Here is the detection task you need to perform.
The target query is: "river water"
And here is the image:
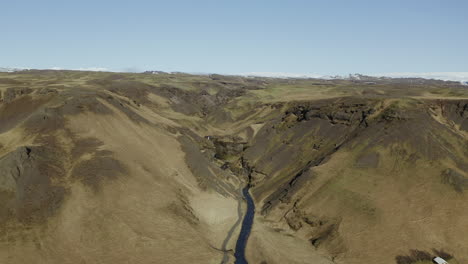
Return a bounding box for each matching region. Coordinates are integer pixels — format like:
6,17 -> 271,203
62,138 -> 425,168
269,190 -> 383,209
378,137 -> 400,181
234,187 -> 255,264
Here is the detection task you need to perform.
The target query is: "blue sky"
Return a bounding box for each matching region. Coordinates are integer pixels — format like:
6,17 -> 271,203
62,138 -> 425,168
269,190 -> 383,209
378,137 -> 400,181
2,0 -> 467,75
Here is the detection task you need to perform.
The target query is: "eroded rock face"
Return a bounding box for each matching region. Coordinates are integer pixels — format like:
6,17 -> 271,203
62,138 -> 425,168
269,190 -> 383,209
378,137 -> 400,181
441,168 -> 468,193
212,137 -> 245,161
441,101 -> 468,131
284,100 -> 375,127
1,87 -> 33,103
0,90 -> 132,224
284,207 -> 345,255
245,99 -> 381,216
0,146 -> 68,224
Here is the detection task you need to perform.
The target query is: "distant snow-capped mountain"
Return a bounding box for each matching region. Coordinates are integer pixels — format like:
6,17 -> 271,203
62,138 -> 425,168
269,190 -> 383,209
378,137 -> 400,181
0,67 -> 26,72
241,72 -> 333,79
241,72 -> 468,83
370,72 -> 468,82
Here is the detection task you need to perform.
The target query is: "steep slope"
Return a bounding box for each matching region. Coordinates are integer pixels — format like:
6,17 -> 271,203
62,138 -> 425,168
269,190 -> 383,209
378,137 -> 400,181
0,72 -> 245,264
240,98 -> 468,264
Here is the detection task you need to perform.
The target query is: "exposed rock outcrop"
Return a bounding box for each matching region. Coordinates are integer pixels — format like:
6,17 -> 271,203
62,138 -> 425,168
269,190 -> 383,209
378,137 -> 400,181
0,146 -> 67,224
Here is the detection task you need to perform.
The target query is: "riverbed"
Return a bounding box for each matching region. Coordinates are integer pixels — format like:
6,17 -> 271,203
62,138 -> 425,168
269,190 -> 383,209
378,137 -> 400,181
234,187 -> 255,264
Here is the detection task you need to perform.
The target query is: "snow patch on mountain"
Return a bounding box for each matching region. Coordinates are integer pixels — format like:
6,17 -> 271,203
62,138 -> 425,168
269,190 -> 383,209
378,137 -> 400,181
241,72 -> 330,79
241,72 -> 468,82
0,67 -> 27,72
370,72 -> 468,82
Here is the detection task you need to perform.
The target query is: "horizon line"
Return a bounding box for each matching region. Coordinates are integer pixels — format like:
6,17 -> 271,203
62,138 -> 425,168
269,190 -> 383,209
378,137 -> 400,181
1,66 -> 468,83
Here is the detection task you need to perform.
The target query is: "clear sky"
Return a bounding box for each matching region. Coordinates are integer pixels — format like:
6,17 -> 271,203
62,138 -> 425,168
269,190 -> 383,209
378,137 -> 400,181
2,0 -> 467,75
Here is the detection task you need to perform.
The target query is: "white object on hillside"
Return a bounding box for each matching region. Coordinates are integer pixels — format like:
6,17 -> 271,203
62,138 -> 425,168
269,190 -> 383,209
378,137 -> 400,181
433,257 -> 448,264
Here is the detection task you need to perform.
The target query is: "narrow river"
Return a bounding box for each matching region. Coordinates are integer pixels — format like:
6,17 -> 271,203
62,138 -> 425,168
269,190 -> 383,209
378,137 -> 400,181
234,186 -> 255,264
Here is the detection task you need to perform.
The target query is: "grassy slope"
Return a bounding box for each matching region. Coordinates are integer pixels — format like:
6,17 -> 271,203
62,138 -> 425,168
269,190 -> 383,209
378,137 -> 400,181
0,71 -> 243,264
242,98 -> 467,264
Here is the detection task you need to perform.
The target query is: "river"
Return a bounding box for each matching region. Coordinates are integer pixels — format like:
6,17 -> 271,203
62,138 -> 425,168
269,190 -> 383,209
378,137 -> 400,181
234,186 -> 255,264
